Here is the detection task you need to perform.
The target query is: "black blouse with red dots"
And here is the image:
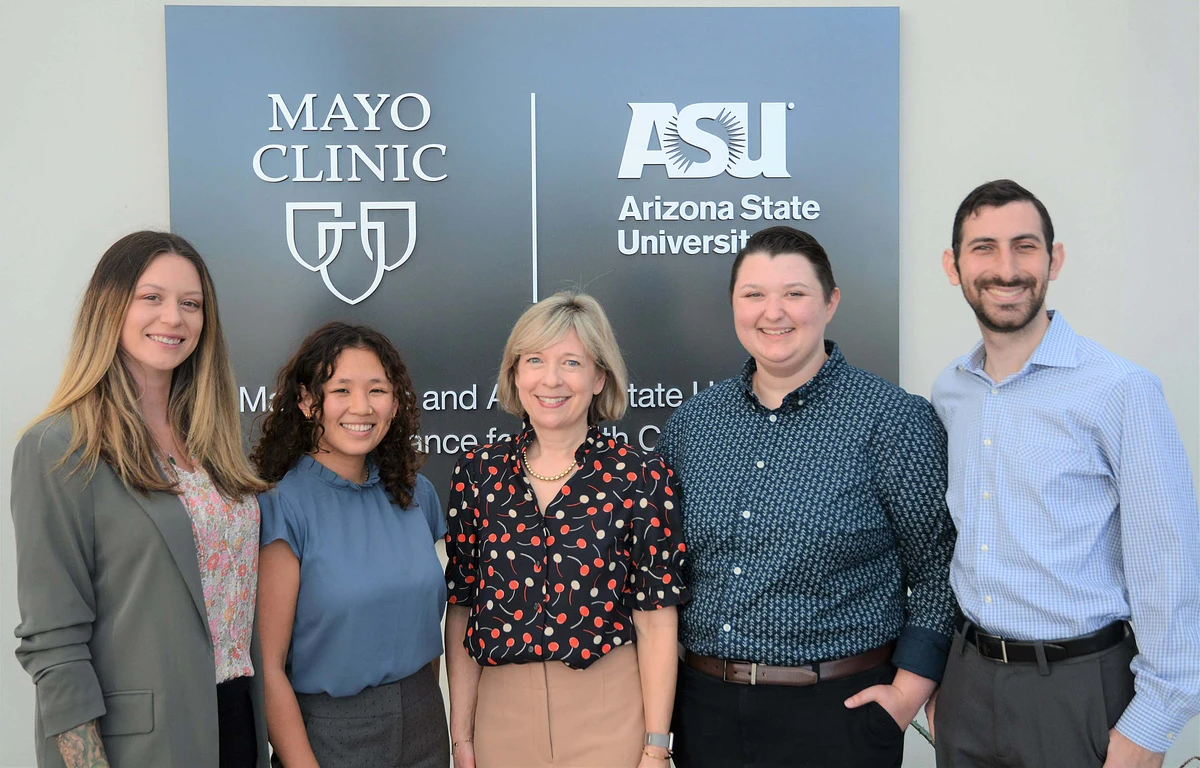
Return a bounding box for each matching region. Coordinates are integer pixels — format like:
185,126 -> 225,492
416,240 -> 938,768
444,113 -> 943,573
444,423 -> 690,669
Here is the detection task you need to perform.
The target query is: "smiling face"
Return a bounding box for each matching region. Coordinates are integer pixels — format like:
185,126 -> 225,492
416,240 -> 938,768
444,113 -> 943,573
731,251 -> 840,383
118,253 -> 204,385
303,347 -> 399,481
943,201 -> 1065,334
514,328 -> 606,438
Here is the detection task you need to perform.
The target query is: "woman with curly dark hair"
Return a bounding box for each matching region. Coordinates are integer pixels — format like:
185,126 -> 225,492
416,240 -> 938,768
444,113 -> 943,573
252,322 -> 449,768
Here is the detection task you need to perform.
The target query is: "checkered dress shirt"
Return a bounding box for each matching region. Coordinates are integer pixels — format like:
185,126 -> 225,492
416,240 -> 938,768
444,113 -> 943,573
932,310 -> 1200,752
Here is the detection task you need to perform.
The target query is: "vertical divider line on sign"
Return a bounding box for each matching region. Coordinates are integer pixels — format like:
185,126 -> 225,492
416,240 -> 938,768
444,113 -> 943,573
530,92 -> 539,303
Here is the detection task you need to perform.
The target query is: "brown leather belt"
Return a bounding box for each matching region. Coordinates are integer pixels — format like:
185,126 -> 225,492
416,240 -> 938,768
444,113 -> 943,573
684,643 -> 895,687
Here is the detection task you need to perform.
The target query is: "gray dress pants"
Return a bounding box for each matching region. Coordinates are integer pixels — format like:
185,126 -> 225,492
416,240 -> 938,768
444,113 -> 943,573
935,625 -> 1136,768
272,663 -> 450,768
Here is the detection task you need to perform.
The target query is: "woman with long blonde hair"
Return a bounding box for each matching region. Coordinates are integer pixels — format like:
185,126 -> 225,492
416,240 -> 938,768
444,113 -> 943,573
10,231 -> 270,768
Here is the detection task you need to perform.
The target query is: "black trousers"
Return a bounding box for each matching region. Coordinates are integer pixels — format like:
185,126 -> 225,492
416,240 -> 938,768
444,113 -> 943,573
217,675 -> 259,768
672,659 -> 905,768
935,625 -> 1137,768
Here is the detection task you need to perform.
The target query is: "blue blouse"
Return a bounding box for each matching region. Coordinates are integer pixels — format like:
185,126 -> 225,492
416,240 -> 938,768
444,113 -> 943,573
259,455 -> 448,697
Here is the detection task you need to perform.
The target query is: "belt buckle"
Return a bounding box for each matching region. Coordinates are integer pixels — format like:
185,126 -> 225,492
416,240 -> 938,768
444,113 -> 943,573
976,630 -> 1009,663
721,660 -> 758,685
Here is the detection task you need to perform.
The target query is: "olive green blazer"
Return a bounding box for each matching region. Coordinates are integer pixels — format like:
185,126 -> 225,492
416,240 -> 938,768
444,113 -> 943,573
10,417 -> 269,767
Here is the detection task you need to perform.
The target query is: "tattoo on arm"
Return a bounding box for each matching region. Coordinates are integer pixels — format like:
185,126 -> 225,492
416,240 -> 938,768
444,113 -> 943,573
55,720 -> 110,768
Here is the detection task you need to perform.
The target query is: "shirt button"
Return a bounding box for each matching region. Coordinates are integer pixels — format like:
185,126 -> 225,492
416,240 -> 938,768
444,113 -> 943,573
991,388 -> 999,395
768,415 -> 777,423
733,567 -> 742,576
796,399 -> 804,406
984,595 -> 993,603
981,544 -> 989,552
755,460 -> 764,469
722,623 -> 732,632
1166,732 -> 1175,741
742,510 -> 751,519
982,491 -> 991,499
983,439 -> 992,446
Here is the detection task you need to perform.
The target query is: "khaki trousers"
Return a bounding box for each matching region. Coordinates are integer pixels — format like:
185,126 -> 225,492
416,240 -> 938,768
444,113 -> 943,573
474,644 -> 645,768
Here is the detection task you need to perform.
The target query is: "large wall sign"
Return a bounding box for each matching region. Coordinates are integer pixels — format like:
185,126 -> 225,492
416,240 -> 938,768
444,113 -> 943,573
166,6 -> 899,484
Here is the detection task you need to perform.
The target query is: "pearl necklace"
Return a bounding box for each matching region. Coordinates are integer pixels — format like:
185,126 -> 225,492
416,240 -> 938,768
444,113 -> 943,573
521,445 -> 578,482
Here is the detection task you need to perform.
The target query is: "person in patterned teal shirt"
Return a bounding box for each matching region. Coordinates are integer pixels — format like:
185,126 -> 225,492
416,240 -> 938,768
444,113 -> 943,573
659,226 -> 956,768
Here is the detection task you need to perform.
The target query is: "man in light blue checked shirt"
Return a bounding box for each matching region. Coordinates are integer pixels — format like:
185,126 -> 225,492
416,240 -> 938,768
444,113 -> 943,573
929,179 -> 1200,768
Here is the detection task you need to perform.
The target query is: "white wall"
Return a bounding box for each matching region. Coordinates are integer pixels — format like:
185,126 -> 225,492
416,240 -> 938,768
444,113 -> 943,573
2,1 -> 1197,766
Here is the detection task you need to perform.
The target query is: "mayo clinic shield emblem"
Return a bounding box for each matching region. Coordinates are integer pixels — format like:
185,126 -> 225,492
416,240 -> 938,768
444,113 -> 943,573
285,201 -> 417,305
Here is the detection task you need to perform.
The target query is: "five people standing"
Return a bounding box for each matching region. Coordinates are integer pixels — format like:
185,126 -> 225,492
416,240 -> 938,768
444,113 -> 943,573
11,187 -> 1200,768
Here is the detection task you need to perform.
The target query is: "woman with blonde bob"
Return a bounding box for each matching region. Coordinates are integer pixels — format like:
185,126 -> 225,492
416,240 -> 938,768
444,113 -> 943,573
10,231 -> 269,768
444,291 -> 689,768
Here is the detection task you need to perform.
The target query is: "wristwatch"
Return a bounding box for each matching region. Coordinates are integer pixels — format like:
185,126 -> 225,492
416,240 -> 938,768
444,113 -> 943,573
645,731 -> 674,755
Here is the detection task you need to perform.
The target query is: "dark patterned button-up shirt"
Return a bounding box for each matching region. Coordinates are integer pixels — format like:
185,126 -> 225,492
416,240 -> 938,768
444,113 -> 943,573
657,342 -> 956,681
445,424 -> 689,669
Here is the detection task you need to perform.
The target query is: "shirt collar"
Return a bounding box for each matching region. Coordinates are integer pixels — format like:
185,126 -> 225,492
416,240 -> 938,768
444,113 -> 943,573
512,421 -> 604,467
298,453 -> 381,489
960,309 -> 1080,377
738,340 -> 844,412
1027,310 -> 1080,368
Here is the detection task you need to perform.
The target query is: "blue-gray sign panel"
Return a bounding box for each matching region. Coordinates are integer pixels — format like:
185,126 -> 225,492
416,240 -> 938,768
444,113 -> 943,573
166,6 -> 899,483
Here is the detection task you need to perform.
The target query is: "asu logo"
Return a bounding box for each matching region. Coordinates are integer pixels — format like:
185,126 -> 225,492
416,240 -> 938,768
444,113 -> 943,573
618,102 -> 792,180
285,201 -> 416,305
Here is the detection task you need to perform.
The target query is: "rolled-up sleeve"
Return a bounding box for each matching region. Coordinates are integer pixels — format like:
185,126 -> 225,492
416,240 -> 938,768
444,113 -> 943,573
626,454 -> 690,611
10,424 -> 107,737
870,395 -> 957,683
444,454 -> 480,606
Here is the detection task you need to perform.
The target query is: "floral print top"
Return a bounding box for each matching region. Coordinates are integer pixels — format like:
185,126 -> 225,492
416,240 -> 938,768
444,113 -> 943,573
171,460 -> 260,682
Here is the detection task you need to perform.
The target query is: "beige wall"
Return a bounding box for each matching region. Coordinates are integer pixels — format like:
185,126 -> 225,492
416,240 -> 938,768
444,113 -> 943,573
2,1 -> 1197,766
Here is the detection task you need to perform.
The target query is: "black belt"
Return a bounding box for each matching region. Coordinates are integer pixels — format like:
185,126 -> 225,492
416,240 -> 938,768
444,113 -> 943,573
957,613 -> 1129,663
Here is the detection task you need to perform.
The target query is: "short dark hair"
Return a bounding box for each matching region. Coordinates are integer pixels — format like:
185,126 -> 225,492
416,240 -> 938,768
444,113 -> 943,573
729,226 -> 837,301
951,179 -> 1054,265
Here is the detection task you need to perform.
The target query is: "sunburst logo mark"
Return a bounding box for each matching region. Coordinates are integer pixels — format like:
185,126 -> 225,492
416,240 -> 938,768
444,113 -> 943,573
661,116 -> 691,172
715,108 -> 747,168
662,109 -> 748,173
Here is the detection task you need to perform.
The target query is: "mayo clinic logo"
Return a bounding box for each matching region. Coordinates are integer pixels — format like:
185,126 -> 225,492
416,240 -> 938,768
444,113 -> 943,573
285,201 -> 416,305
618,102 -> 792,179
